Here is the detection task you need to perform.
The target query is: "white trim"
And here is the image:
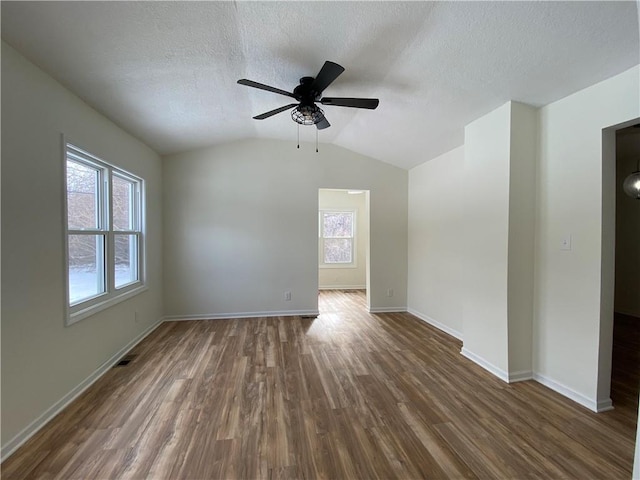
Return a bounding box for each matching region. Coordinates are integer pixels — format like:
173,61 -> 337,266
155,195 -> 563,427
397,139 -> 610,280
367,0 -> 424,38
459,351 -> 606,411
508,370 -> 533,383
318,285 -> 366,290
532,372 -> 606,413
368,306 -> 407,313
319,263 -> 358,269
1,317 -> 164,462
407,308 -> 463,340
597,398 -> 614,412
64,141 -> 146,326
458,349 -> 532,384
61,134 -> 71,322
69,285 -> 148,324
460,347 -> 509,383
164,309 -> 320,321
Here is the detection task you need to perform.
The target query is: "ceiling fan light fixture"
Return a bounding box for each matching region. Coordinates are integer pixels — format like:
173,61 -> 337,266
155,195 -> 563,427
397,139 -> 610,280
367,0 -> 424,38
291,105 -> 324,125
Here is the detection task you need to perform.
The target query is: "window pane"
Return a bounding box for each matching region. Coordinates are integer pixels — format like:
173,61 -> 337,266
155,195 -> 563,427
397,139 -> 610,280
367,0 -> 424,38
67,160 -> 99,229
324,238 -> 353,263
115,234 -> 138,288
323,212 -> 353,238
68,234 -> 105,303
113,175 -> 135,230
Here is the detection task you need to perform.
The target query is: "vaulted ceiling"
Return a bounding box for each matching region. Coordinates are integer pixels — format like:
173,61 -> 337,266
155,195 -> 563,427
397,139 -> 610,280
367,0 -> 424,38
2,1 -> 638,169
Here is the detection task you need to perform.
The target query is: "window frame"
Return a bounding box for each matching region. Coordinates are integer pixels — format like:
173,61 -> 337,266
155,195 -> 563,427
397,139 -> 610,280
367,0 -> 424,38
63,141 -> 146,325
319,209 -> 357,268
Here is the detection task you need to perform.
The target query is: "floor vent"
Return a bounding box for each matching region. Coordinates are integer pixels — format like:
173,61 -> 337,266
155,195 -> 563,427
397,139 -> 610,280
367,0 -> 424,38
115,354 -> 136,367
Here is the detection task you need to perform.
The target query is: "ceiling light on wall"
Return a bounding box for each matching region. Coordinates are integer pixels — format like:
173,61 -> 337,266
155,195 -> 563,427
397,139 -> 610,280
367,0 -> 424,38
623,161 -> 640,199
347,190 -> 364,195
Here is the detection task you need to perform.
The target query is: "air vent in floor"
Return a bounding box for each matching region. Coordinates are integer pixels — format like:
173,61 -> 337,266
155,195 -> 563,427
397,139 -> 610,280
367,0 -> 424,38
114,354 -> 136,367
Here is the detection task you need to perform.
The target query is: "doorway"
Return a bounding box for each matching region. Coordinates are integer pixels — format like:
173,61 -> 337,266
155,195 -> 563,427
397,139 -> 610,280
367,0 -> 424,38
318,188 -> 370,313
610,125 -> 640,414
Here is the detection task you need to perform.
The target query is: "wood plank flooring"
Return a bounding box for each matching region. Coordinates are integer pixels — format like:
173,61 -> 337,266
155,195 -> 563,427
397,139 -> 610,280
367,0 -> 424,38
611,312 -> 640,425
2,290 -> 637,479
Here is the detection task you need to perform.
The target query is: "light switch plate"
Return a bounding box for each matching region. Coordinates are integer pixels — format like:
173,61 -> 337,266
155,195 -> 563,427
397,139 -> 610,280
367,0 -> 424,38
560,235 -> 572,251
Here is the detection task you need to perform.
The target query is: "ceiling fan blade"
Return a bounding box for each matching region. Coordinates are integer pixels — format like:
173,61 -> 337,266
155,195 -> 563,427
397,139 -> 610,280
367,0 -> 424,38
311,61 -> 345,94
252,103 -> 298,120
320,97 -> 379,109
238,79 -> 295,98
316,116 -> 331,130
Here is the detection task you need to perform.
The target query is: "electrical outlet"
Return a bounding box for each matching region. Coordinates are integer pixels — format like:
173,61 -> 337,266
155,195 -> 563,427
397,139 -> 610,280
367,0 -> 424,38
134,311 -> 140,323
387,289 -> 394,297
284,291 -> 292,301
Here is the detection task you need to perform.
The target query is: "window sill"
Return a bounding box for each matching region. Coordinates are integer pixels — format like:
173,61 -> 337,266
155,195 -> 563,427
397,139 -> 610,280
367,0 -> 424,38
319,264 -> 358,269
67,284 -> 148,326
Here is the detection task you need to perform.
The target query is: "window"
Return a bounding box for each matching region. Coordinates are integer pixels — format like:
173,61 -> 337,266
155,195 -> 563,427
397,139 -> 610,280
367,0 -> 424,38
65,143 -> 144,324
319,210 -> 356,267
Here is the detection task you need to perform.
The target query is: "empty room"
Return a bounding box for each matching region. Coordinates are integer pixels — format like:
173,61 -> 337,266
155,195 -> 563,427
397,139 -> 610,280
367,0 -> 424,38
2,1 -> 640,478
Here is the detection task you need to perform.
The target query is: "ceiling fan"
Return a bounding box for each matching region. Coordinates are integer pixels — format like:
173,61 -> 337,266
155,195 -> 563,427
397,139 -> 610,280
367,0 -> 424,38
237,61 -> 379,130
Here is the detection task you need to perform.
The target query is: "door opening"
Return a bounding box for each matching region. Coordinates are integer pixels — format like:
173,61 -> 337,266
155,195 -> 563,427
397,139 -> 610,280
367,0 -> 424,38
610,124 -> 640,412
318,188 -> 370,312
599,119 -> 639,475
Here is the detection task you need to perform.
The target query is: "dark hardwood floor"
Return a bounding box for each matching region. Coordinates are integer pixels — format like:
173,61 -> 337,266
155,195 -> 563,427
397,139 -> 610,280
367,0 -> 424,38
611,312 -> 640,424
2,290 -> 637,479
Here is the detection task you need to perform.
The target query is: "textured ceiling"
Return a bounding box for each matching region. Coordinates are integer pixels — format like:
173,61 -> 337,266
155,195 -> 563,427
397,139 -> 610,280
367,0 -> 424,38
2,1 -> 638,169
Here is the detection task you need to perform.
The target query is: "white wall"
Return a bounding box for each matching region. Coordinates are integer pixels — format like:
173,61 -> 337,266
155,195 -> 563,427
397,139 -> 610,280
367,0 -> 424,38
458,101 -> 537,380
407,146 -> 465,339
506,102 -> 537,377
406,71 -> 640,470
462,102 -> 512,375
615,128 -> 640,318
1,42 -> 164,454
534,66 -> 640,409
162,140 -> 407,318
318,189 -> 368,290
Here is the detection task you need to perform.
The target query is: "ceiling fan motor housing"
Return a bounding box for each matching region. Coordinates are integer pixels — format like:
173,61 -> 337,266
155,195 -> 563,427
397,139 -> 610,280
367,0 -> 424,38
294,76 -> 321,104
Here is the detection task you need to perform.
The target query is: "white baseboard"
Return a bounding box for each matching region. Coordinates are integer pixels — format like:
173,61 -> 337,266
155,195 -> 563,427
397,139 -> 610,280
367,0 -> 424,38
1,317 -> 164,462
318,285 -> 366,290
508,370 -> 533,383
460,349 -> 534,384
164,309 -> 320,321
460,353 -> 606,412
368,306 -> 407,313
596,398 -> 614,412
532,373 -> 606,413
407,308 -> 463,340
460,347 -> 509,382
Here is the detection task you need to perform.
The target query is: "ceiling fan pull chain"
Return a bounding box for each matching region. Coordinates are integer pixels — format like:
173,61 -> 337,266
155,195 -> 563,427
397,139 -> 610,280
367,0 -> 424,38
297,124 -> 300,149
316,128 -> 319,153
